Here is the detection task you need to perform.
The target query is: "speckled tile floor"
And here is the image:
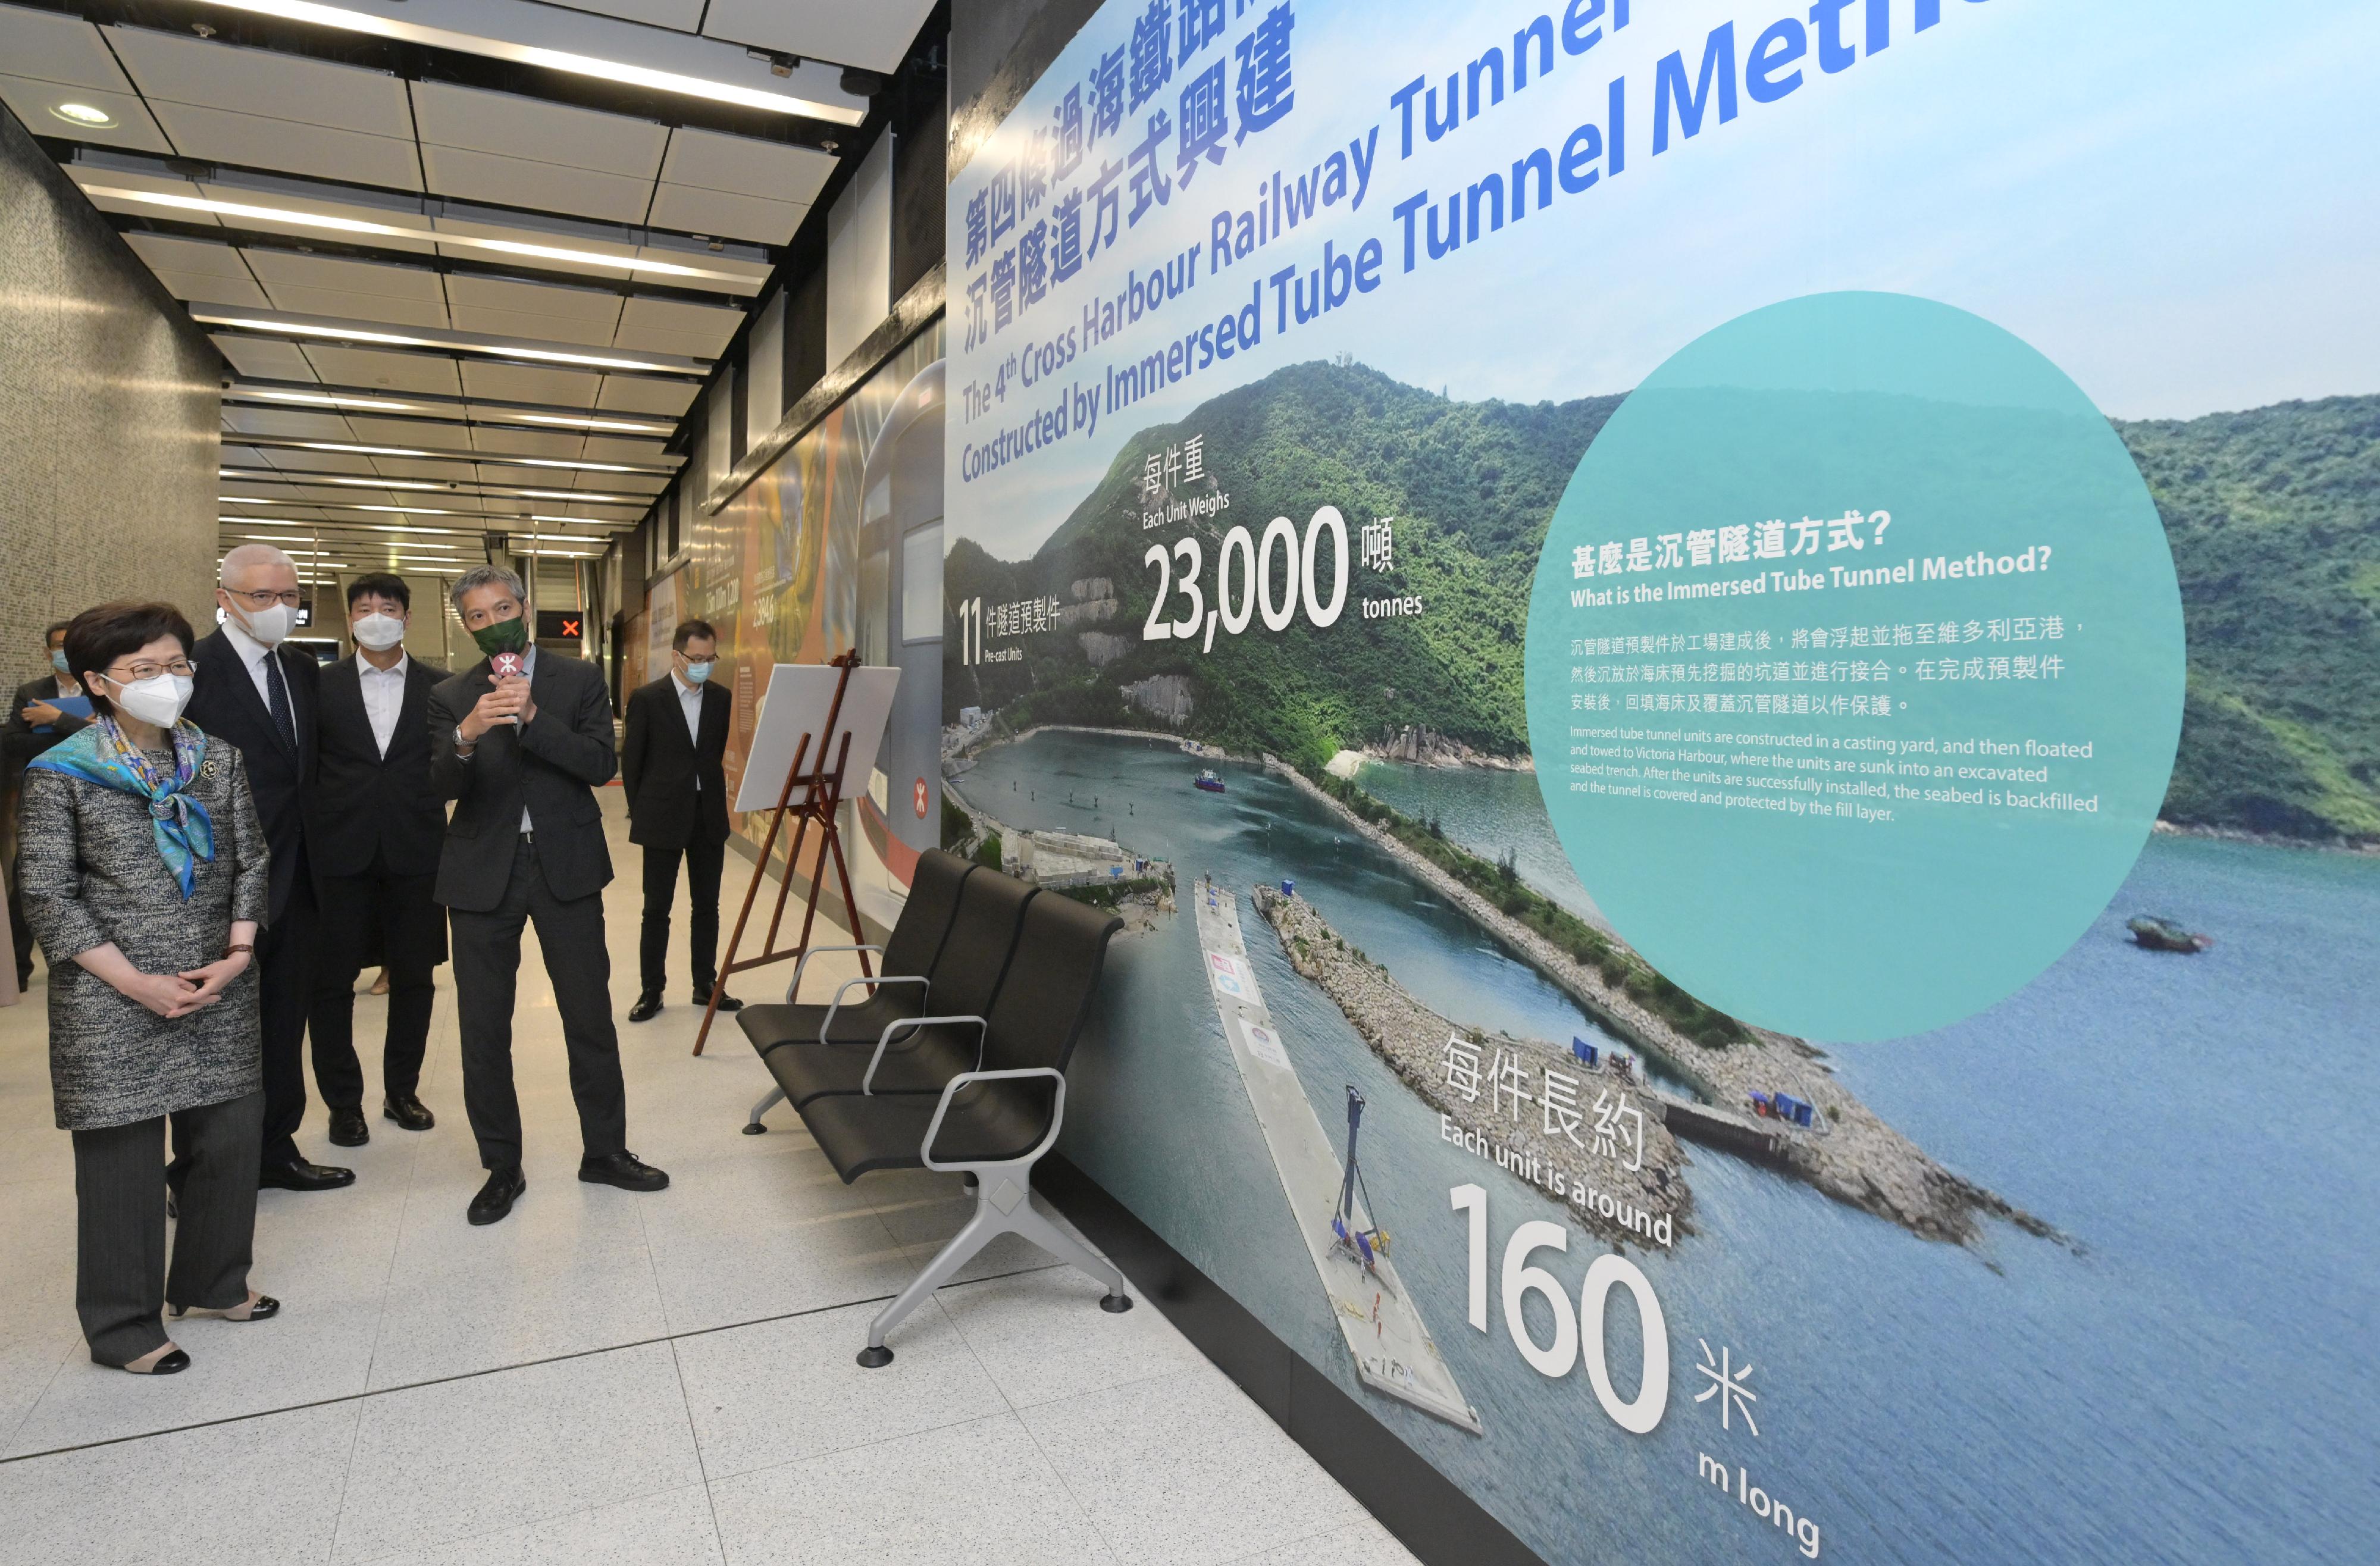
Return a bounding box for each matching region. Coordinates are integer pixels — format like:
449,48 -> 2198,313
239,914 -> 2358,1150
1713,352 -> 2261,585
0,794 -> 1414,1566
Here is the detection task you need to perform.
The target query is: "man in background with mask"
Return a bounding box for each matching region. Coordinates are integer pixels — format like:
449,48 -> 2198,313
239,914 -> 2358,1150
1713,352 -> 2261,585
430,564 -> 665,1226
619,619 -> 740,1024
3,621 -> 92,990
186,543 -> 352,1192
308,574 -> 446,1148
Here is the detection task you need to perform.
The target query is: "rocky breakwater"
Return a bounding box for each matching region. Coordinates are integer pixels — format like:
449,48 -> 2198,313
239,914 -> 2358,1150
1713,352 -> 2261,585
1270,762 -> 2060,1251
1256,885 -> 1690,1252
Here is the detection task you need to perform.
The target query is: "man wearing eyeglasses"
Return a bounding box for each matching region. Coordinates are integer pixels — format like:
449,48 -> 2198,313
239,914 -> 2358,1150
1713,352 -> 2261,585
183,544 -> 352,1194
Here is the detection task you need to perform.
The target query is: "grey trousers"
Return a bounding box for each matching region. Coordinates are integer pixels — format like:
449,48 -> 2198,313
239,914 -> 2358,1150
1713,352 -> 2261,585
71,1089 -> 263,1365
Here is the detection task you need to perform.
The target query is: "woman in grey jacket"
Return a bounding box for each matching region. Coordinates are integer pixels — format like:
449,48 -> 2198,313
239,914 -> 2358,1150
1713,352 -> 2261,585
20,602 -> 280,1374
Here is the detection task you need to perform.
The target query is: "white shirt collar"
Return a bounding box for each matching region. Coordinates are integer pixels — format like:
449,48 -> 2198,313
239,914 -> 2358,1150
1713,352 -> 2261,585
359,650 -> 409,678
671,671 -> 701,699
220,615 -> 273,669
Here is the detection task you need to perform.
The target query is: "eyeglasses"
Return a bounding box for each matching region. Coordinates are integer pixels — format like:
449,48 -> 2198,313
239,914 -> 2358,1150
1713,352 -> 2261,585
224,587 -> 302,609
107,659 -> 197,683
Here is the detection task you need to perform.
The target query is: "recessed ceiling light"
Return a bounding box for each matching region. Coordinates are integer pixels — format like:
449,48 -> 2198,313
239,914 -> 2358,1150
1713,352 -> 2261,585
510,413 -> 673,435
231,387 -> 426,413
184,0 -> 866,124
83,187 -> 750,287
50,102 -> 118,129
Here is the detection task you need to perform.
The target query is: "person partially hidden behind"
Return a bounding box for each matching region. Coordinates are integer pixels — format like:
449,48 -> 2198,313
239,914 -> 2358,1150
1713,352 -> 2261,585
3,620 -> 94,991
620,618 -> 741,1023
20,603 -> 280,1374
308,574 -> 446,1147
430,566 -> 666,1225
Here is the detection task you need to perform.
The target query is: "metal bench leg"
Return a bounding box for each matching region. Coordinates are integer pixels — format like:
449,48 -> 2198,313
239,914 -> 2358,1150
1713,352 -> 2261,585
743,1084 -> 785,1135
860,1202 -> 1000,1367
858,1167 -> 1132,1368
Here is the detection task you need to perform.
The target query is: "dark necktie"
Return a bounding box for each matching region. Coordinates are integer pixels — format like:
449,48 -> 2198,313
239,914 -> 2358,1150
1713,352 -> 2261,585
262,650 -> 297,757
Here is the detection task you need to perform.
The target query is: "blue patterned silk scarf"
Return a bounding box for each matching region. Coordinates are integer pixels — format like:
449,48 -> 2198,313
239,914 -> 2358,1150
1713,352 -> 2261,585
27,719 -> 217,899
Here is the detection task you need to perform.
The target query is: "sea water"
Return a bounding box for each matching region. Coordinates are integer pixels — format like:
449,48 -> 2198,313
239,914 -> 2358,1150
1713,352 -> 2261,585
955,732 -> 2378,1565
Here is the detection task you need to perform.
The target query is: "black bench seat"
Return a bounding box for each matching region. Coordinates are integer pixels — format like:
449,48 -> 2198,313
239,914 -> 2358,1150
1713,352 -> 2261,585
746,863 -> 1130,1366
734,848 -> 972,1058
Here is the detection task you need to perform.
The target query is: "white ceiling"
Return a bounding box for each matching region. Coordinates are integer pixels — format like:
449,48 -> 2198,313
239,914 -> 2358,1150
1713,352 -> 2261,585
0,0 -> 924,575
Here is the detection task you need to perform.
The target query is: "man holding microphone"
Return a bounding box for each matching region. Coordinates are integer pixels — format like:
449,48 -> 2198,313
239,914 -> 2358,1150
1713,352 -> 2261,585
428,566 -> 665,1226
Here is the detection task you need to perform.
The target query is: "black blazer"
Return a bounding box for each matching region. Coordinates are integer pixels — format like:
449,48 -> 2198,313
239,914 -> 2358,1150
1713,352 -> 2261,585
428,651 -> 616,912
312,653 -> 447,879
185,627 -> 318,922
620,675 -> 731,850
2,675 -> 93,784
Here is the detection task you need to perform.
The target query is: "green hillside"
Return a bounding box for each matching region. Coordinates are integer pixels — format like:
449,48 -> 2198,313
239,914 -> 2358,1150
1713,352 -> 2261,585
945,364 -> 2380,844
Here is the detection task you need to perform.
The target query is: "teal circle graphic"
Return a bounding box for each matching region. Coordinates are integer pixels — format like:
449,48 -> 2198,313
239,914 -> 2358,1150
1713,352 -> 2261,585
1523,293 -> 2184,1043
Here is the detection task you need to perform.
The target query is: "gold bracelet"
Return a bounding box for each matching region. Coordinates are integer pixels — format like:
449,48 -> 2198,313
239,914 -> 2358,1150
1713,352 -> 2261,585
224,943 -> 253,956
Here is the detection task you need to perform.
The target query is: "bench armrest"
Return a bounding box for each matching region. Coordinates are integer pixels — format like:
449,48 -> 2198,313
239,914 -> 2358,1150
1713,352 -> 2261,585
921,1067 -> 1066,1172
821,974 -> 930,1045
787,944 -> 884,1004
865,1014 -> 987,1095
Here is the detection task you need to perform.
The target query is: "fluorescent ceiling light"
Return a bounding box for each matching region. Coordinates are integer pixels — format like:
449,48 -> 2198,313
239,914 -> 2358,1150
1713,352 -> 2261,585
284,440 -> 655,474
511,413 -> 674,435
51,102 -> 119,129
88,187 -> 753,285
186,0 -> 865,124
221,468 -> 646,503
230,388 -> 428,413
198,312 -> 702,375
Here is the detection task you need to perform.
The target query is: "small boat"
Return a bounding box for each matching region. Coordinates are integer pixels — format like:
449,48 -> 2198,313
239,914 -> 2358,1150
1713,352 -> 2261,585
2127,914 -> 2213,953
1194,769 -> 1226,793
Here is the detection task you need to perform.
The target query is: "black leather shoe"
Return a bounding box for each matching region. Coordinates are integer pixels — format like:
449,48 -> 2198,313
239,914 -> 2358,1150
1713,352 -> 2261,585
383,1094 -> 436,1132
579,1151 -> 669,1192
627,991 -> 663,1023
700,990 -> 743,1013
327,1108 -> 370,1147
259,1159 -> 356,1192
468,1165 -> 525,1226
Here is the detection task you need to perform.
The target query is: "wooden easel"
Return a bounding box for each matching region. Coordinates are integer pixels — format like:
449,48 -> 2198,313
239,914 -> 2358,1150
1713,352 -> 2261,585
693,649 -> 873,1056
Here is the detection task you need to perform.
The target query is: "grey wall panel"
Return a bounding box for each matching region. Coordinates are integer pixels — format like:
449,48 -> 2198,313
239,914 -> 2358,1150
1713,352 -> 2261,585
0,103 -> 221,659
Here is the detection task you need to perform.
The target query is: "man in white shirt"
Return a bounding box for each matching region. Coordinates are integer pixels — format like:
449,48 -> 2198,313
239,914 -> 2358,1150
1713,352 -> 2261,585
306,575 -> 447,1148
618,620 -> 740,1023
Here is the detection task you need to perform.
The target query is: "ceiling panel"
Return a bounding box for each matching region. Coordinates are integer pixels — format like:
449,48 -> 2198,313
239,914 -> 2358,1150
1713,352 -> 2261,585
647,183 -> 804,246
700,0 -> 937,76
459,362 -> 605,408
618,295 -> 744,340
581,471 -> 668,494
469,427 -> 586,459
104,25 -> 414,138
148,103 -> 422,191
0,5 -> 129,90
223,408 -> 353,439
213,336 -> 320,381
261,286 -> 452,332
301,346 -> 464,397
612,325 -> 740,361
265,446 -> 377,475
126,233 -> 250,279
447,306 -> 621,349
362,457 -> 474,482
443,274 -> 623,322
154,268 -> 273,309
659,127 -> 836,206
594,376 -> 699,415
409,79 -> 669,179
579,436 -> 669,464
0,77 -> 172,154
419,145 -> 653,226
555,2 -> 706,28
240,250 -> 447,302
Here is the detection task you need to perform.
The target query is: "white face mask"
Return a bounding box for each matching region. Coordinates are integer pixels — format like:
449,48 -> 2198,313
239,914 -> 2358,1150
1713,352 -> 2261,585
352,612 -> 407,650
111,672 -> 193,729
233,600 -> 295,647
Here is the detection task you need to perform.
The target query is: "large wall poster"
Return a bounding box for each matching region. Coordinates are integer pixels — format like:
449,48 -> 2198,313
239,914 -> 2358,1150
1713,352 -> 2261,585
935,2 -> 2378,1562
656,324 -> 946,921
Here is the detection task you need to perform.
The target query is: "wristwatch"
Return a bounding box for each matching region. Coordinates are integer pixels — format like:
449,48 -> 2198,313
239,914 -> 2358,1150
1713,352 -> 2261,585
453,724 -> 476,752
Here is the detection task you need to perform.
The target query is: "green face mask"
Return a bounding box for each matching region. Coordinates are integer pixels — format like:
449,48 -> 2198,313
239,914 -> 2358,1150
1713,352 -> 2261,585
471,614 -> 530,657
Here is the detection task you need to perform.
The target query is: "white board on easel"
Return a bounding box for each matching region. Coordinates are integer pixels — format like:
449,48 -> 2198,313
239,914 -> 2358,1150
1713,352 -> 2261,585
734,663 -> 903,814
